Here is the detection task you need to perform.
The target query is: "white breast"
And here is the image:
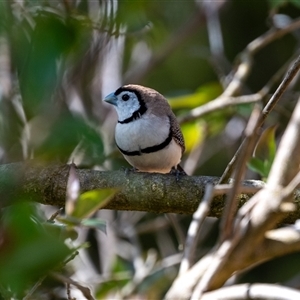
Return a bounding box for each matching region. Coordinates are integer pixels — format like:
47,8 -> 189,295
115,114 -> 170,151
115,114 -> 182,173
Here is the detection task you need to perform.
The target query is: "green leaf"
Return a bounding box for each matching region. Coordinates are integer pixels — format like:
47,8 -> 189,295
254,125 -> 277,162
248,157 -> 268,178
181,121 -> 205,153
56,215 -> 82,227
16,13 -> 77,118
70,188 -> 117,219
168,83 -> 222,110
0,203 -> 71,294
57,215 -> 106,233
81,218 -> 107,233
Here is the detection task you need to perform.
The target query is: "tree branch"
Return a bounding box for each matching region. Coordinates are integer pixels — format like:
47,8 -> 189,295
0,162 -> 299,223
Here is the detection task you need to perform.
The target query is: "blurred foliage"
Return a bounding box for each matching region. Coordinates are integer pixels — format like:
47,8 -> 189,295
0,202 -> 72,298
0,0 -> 300,299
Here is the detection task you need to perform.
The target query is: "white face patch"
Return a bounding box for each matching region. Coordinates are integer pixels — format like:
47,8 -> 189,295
114,91 -> 141,122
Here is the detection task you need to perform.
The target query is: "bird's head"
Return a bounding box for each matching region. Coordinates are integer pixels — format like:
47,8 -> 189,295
103,85 -> 148,123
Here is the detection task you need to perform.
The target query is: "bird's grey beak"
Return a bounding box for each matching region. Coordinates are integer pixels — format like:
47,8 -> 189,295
103,92 -> 118,106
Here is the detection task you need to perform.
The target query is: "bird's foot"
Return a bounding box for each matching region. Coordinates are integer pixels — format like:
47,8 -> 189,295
121,166 -> 137,175
170,166 -> 187,181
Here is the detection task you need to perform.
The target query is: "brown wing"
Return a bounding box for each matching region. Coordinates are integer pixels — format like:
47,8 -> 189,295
169,114 -> 185,154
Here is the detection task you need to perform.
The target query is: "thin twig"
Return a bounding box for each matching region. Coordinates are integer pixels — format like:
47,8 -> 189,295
200,283 -> 300,300
179,184 -> 214,275
48,207 -> 63,222
224,17 -> 300,97
66,283 -> 73,300
179,18 -> 300,124
51,272 -> 95,300
261,56 -> 300,124
220,105 -> 262,241
219,54 -> 300,183
179,93 -> 262,124
197,95 -> 300,294
282,171 -> 300,198
191,215 -> 250,299
267,94 -> 300,188
171,94 -> 300,299
213,184 -> 262,195
167,213 -> 186,250
23,275 -> 47,300
179,50 -> 300,124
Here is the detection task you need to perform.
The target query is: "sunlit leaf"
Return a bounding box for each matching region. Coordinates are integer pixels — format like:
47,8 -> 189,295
248,157 -> 267,177
181,121 -> 205,153
168,83 -> 222,110
254,125 -> 277,162
248,157 -> 273,180
71,188 -> 117,219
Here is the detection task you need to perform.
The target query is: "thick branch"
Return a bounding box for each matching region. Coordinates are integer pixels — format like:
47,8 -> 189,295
0,162 -> 299,223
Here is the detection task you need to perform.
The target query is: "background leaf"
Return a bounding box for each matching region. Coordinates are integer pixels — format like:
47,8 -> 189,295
70,188 -> 117,219
0,203 -> 71,295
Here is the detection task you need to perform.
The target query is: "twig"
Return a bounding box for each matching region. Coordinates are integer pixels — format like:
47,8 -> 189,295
191,210 -> 250,299
23,275 -> 47,300
179,50 -> 299,125
179,184 -> 214,275
266,93 -> 300,188
167,90 -> 300,300
282,171 -> 300,198
213,184 -> 262,195
224,17 -> 300,97
179,93 -> 262,124
51,272 -> 95,300
219,54 -> 300,183
198,94 -> 300,293
165,225 -> 300,299
220,105 -> 262,241
200,283 -> 300,300
166,214 -> 186,250
179,18 -> 300,124
48,207 -> 63,222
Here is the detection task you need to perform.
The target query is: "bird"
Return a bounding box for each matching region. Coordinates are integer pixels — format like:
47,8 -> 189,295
103,84 -> 185,174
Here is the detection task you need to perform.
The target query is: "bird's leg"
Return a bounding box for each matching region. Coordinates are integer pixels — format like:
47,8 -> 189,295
121,166 -> 138,175
170,165 -> 187,181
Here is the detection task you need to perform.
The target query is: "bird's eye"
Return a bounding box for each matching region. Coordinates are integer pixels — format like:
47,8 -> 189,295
122,94 -> 130,101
